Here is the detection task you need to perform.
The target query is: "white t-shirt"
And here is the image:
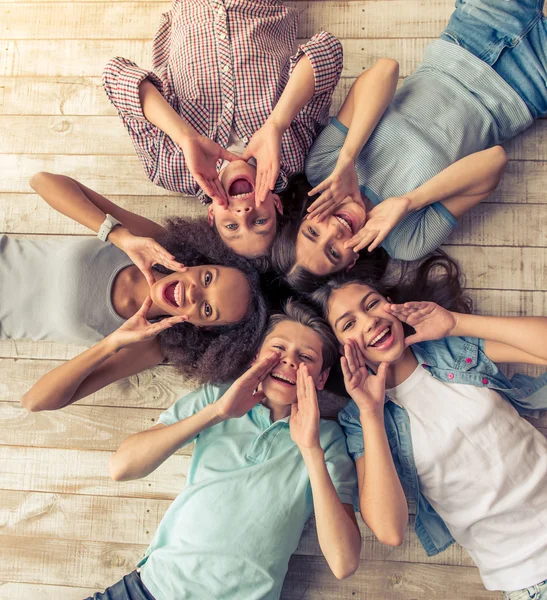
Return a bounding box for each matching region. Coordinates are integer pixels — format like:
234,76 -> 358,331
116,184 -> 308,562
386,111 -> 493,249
387,365 -> 547,591
219,128 -> 256,172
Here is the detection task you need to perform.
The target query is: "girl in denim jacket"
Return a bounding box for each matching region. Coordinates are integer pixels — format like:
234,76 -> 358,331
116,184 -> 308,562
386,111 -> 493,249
311,254 -> 547,599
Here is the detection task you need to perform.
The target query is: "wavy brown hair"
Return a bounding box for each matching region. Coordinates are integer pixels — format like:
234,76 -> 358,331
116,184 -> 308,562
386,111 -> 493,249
310,250 -> 473,325
154,217 -> 268,384
271,174 -> 390,293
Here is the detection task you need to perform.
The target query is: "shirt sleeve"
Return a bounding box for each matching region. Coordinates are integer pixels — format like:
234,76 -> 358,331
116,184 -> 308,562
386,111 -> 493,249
290,31 -> 343,98
158,382 -> 231,427
320,420 -> 359,511
337,400 -> 365,462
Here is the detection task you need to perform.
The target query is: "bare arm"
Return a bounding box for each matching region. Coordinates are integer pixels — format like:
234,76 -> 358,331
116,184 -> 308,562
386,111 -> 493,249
341,341 -> 407,545
138,80 -> 237,204
110,405 -> 223,481
306,59 -> 399,218
21,298 -> 184,412
291,365 -> 361,579
389,302 -> 547,365
452,313 -> 547,365
110,351 -> 281,480
301,447 -> 362,579
29,172 -> 165,239
406,145 -> 508,216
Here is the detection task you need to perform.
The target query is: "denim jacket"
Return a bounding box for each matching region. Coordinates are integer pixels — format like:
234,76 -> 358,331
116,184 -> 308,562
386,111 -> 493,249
338,335 -> 547,556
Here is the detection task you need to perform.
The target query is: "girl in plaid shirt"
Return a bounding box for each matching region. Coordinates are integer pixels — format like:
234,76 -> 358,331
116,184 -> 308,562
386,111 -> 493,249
103,0 -> 342,260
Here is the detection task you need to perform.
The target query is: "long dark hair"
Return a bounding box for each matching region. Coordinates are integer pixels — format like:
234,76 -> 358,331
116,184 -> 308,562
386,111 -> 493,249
155,217 -> 268,384
310,250 -> 473,320
272,174 -> 389,293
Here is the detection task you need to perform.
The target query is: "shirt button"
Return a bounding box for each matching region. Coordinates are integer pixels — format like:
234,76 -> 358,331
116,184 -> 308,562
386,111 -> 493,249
421,363 -> 428,369
219,33 -> 227,40
447,373 -> 454,379
218,7 -> 224,15
482,378 -> 489,385
226,100 -> 233,110
241,136 -> 248,143
222,65 -> 230,74
465,358 -> 473,364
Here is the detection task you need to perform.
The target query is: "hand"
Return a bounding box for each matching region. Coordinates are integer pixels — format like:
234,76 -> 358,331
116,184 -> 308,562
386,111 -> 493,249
306,154 -> 363,222
344,196 -> 412,253
108,296 -> 187,350
179,133 -> 239,206
290,364 -> 321,450
387,301 -> 457,346
341,339 -> 387,417
113,228 -> 187,289
241,120 -> 284,206
215,351 -> 281,419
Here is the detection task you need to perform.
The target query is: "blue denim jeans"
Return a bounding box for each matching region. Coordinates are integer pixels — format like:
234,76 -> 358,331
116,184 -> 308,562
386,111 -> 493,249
441,0 -> 547,118
83,571 -> 155,600
504,579 -> 547,600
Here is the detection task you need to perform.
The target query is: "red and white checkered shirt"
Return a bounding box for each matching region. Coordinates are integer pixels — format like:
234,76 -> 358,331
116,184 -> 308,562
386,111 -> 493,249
103,0 -> 343,203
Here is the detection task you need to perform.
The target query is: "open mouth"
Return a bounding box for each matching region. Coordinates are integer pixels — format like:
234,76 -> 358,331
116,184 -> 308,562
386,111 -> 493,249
228,177 -> 254,199
163,281 -> 182,308
334,211 -> 355,235
270,372 -> 296,387
368,326 -> 393,349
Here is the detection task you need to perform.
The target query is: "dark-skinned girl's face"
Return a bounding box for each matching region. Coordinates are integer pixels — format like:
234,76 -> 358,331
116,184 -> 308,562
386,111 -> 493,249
326,283 -> 406,366
150,265 -> 250,326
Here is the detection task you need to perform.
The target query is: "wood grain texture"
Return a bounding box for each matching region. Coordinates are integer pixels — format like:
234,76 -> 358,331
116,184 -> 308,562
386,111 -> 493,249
1,1 -> 452,40
281,556 -> 501,599
0,583 -> 97,600
3,115 -> 547,158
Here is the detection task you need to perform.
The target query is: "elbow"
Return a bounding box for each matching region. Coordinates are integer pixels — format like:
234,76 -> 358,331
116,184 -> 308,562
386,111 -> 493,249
375,531 -> 405,547
377,58 -> 399,77
331,556 -> 360,580
20,393 -> 47,413
109,455 -> 130,482
29,171 -> 52,191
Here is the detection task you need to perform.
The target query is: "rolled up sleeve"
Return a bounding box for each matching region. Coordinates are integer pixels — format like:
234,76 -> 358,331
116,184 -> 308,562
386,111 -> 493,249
290,30 -> 343,98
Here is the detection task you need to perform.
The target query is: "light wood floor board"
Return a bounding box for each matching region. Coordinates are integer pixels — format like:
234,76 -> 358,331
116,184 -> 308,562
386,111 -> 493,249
1,0 -> 545,597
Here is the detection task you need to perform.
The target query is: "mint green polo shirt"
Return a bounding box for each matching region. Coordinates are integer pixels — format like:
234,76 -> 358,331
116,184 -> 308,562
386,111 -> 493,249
138,383 -> 358,600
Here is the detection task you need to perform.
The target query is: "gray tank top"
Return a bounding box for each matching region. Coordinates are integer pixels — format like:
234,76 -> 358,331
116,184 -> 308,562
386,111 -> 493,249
0,235 -> 133,345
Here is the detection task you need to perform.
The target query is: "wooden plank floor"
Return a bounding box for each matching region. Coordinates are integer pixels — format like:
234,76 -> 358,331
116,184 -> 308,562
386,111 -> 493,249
1,1 -> 546,598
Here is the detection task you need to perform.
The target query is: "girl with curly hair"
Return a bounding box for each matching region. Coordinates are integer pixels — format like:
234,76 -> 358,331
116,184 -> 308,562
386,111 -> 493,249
311,253 -> 547,598
12,173 -> 267,411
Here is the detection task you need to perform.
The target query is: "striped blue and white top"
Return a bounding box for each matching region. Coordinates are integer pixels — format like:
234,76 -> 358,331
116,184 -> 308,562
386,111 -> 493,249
305,39 -> 533,261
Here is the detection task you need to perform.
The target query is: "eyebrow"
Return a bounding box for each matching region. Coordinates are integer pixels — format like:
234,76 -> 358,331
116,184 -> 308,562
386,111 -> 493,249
334,291 -> 375,329
301,230 -> 337,266
208,268 -> 220,321
268,336 -> 319,355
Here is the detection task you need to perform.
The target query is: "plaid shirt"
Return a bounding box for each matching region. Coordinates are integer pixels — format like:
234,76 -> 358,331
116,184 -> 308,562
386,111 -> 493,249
103,0 -> 343,203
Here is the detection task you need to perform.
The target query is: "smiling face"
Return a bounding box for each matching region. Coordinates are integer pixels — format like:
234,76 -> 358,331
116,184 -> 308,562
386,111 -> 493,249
256,320 -> 329,408
327,283 -> 406,367
149,265 -> 250,326
294,199 -> 367,276
209,160 -> 283,258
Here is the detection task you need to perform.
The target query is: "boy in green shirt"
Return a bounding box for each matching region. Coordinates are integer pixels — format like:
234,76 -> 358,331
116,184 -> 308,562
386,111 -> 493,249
87,300 -> 360,600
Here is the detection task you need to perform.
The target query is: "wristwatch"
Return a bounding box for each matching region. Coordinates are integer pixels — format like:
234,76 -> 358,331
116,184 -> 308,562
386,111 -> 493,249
97,214 -> 122,242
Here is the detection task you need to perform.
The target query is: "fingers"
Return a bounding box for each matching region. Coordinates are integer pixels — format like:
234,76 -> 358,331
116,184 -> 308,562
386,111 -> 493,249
350,338 -> 366,368
138,295 -> 154,315
340,355 -> 351,385
366,229 -> 388,253
375,362 -> 389,385
345,228 -> 379,253
308,178 -> 330,197
219,148 -> 240,163
249,351 -> 281,382
404,333 -> 421,347
306,194 -> 336,222
268,162 -> 279,193
143,269 -> 156,289
211,177 -> 228,205
153,314 -> 188,334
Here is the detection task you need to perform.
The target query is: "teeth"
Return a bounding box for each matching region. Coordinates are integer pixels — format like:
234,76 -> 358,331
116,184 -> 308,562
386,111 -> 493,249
271,373 -> 296,385
335,215 -> 352,231
370,327 -> 390,347
174,282 -> 180,307
230,192 -> 252,199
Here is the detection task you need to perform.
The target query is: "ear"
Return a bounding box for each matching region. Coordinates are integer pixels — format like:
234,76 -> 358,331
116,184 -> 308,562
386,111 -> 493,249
346,254 -> 358,271
315,367 -> 330,391
273,193 -> 283,215
207,204 -> 215,228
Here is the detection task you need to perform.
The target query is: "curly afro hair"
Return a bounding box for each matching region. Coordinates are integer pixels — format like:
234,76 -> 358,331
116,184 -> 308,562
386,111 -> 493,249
154,217 -> 268,385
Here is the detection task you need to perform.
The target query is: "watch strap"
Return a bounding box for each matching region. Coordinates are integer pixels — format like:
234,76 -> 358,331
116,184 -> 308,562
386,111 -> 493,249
97,214 -> 122,242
